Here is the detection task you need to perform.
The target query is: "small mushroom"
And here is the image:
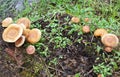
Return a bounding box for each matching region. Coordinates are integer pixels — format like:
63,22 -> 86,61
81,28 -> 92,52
23,29 -> 31,38
15,35 -> 25,47
101,34 -> 119,47
26,45 -> 35,54
2,17 -> 13,27
94,29 -> 107,37
17,17 -> 31,29
82,25 -> 90,33
84,18 -> 89,22
2,24 -> 23,42
104,47 -> 113,52
71,17 -> 80,23
27,28 -> 41,44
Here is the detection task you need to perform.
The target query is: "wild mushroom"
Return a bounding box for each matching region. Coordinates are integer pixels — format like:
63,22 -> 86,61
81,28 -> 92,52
26,45 -> 35,54
27,28 -> 41,44
23,29 -> 31,38
84,18 -> 89,22
71,17 -> 80,23
2,17 -> 13,27
94,29 -> 107,37
82,25 -> 90,33
101,34 -> 119,47
2,24 -> 23,42
15,35 -> 25,47
104,47 -> 113,52
17,17 -> 31,29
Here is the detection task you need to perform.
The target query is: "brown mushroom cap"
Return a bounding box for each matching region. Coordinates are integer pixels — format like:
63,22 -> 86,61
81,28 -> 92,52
23,29 -> 31,38
2,17 -> 13,27
94,29 -> 107,37
71,17 -> 80,23
26,45 -> 35,54
82,26 -> 90,33
104,47 -> 113,52
101,34 -> 119,47
15,35 -> 25,47
17,17 -> 31,29
27,28 -> 41,44
2,24 -> 23,42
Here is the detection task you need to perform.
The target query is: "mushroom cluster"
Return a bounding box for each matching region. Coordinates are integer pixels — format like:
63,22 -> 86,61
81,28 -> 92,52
94,29 -> 119,52
1,17 -> 42,54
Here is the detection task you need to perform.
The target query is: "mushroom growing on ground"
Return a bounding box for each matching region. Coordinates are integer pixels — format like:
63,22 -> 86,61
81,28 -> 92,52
82,25 -> 90,33
23,29 -> 31,38
27,28 -> 41,44
2,24 -> 23,42
26,45 -> 35,54
71,17 -> 80,23
84,18 -> 89,22
2,17 -> 13,27
101,34 -> 119,47
104,47 -> 113,52
15,35 -> 25,47
94,28 -> 108,37
17,17 -> 31,29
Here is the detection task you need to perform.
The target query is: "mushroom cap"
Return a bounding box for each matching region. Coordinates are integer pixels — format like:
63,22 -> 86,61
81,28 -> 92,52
2,24 -> 23,42
2,17 -> 13,27
17,17 -> 31,29
71,17 -> 80,23
101,34 -> 119,47
104,47 -> 113,52
94,29 -> 107,37
27,28 -> 41,44
84,18 -> 89,22
82,26 -> 90,33
23,29 -> 31,38
15,35 -> 25,47
26,45 -> 35,54
19,23 -> 26,30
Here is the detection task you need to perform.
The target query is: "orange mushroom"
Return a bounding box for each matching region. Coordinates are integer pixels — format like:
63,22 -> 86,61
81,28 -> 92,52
27,28 -> 41,44
2,17 -> 13,27
15,35 -> 25,47
71,17 -> 80,23
2,24 -> 23,42
84,18 -> 89,22
104,47 -> 113,52
101,34 -> 119,47
82,25 -> 90,33
94,29 -> 107,37
17,17 -> 31,29
23,29 -> 31,38
26,45 -> 35,54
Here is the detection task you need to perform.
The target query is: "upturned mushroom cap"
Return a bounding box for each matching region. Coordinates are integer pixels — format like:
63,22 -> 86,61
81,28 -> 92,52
104,47 -> 113,52
15,35 -> 25,47
2,17 -> 13,27
23,29 -> 31,38
71,17 -> 80,23
17,17 -> 31,29
101,34 -> 119,47
27,28 -> 41,44
2,24 -> 23,42
94,29 -> 107,37
26,45 -> 35,54
82,26 -> 90,33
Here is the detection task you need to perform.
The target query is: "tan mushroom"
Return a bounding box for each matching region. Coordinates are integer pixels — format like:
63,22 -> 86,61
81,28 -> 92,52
82,25 -> 90,33
26,45 -> 35,54
2,17 -> 13,27
71,17 -> 80,23
94,29 -> 107,37
2,24 -> 23,42
101,34 -> 119,47
104,47 -> 113,52
27,28 -> 41,44
15,35 -> 25,47
23,29 -> 31,38
17,17 -> 31,29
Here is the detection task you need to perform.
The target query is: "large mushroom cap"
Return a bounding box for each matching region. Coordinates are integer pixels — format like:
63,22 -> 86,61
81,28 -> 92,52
15,35 -> 25,47
2,24 -> 23,42
17,17 -> 31,29
94,29 -> 107,37
101,34 -> 119,47
2,17 -> 13,27
27,28 -> 41,44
